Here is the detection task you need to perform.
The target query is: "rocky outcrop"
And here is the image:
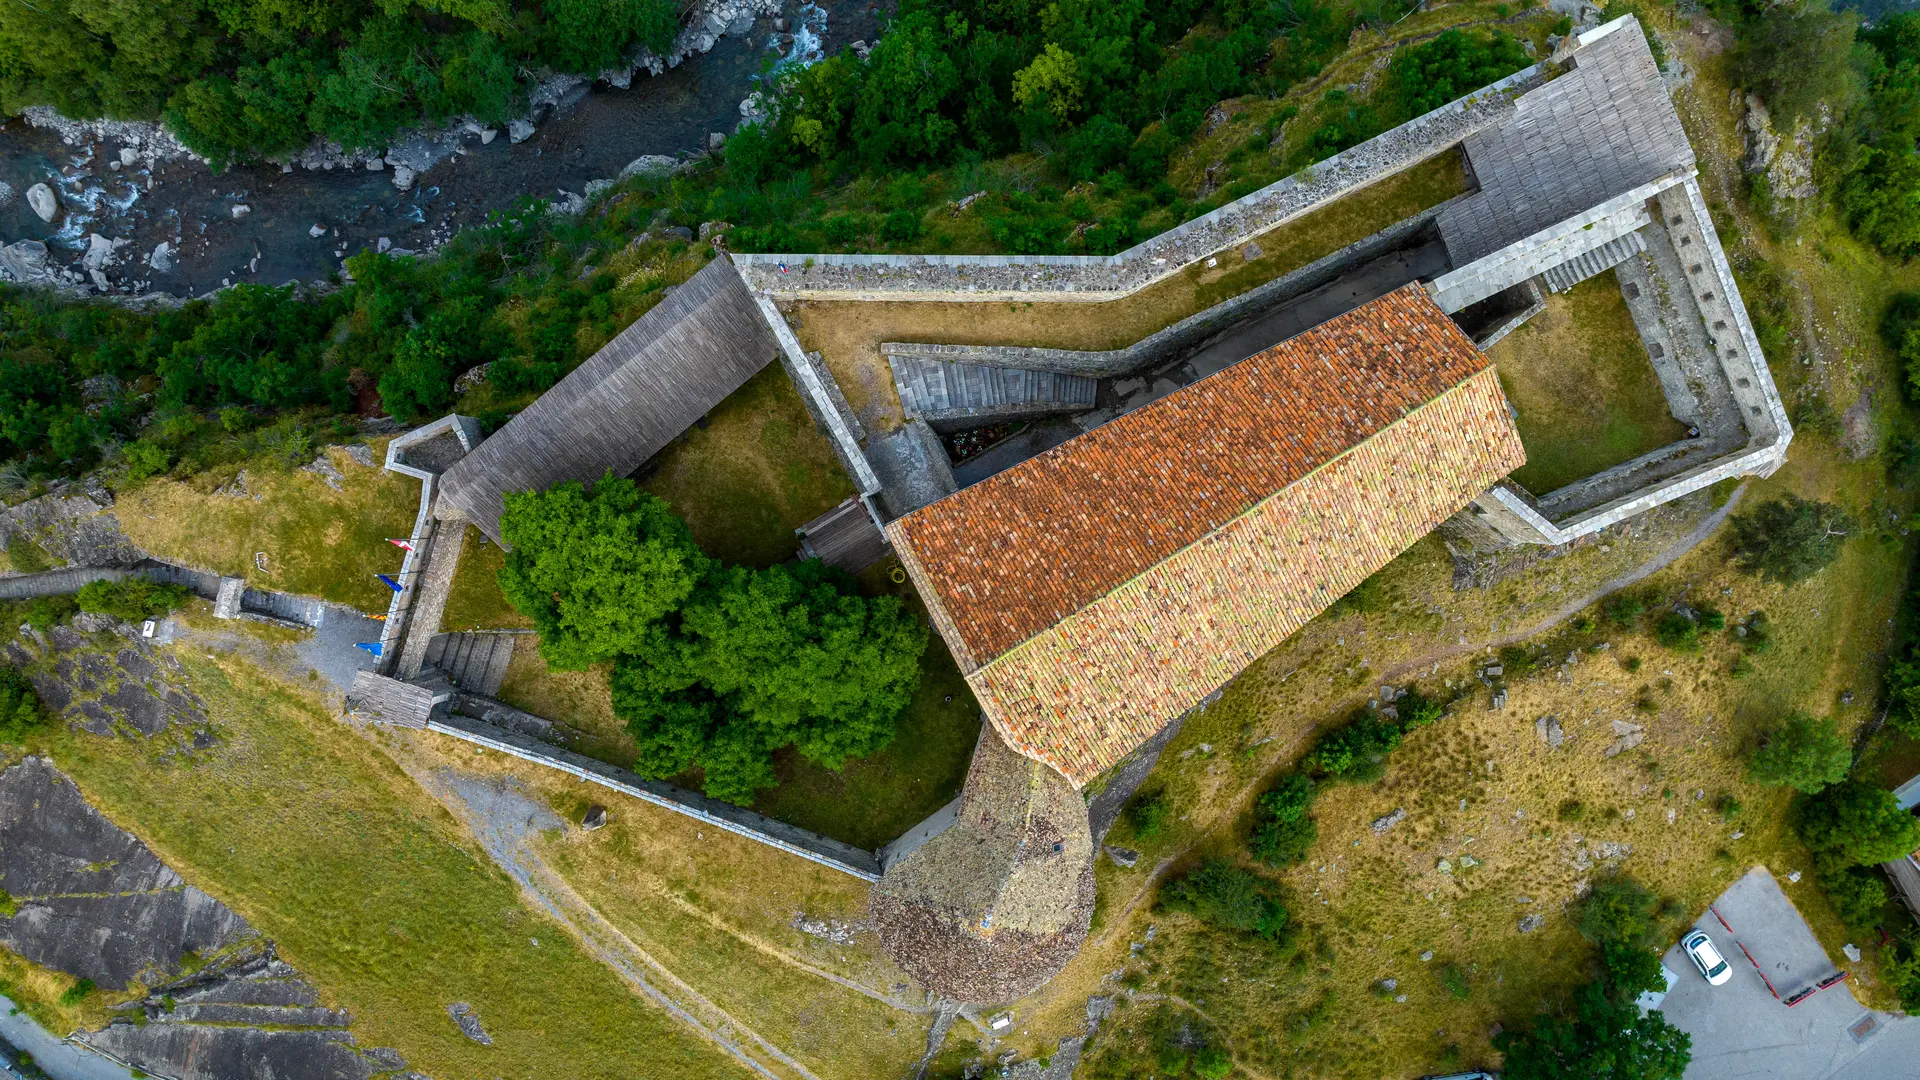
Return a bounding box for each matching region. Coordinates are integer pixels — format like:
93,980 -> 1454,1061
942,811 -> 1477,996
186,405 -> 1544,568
1739,92 -> 1817,201
0,484 -> 143,572
4,624 -> 209,738
0,756 -> 416,1080
0,756 -> 252,988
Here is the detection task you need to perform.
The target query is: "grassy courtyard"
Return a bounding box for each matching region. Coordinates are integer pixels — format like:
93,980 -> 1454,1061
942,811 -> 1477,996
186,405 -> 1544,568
1491,275 -> 1691,495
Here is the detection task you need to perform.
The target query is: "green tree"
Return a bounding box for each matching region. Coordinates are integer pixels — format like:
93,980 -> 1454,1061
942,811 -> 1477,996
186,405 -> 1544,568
498,475 -> 926,803
1797,780 -> 1920,870
496,476 -> 711,671
1746,712 -> 1850,793
1249,772 -> 1317,866
1495,980 -> 1691,1080
0,668 -> 44,743
1731,0 -> 1860,127
1727,495 -> 1854,585
610,560 -> 927,802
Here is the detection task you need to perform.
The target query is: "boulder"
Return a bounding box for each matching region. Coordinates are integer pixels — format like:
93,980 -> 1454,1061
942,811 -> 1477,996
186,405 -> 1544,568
391,165 -> 417,192
0,240 -> 54,285
507,119 -> 535,144
230,204 -> 250,219
26,182 -> 58,222
148,241 -> 174,273
619,154 -> 681,180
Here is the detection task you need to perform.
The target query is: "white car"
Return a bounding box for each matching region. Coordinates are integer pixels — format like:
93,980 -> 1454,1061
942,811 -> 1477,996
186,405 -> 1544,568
1683,930 -> 1733,986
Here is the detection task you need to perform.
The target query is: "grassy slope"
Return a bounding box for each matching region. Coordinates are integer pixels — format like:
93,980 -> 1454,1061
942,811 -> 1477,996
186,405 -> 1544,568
35,654 -> 752,1080
972,20 -> 1920,1080
1493,275 -> 1691,494
115,442 -> 420,613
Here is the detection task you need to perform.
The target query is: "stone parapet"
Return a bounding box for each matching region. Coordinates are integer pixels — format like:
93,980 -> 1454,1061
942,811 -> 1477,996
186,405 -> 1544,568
732,64 -> 1543,302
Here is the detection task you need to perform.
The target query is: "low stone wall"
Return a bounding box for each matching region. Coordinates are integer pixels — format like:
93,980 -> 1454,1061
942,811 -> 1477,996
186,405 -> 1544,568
881,205 -> 1454,378
425,712 -> 885,882
733,64 -> 1545,302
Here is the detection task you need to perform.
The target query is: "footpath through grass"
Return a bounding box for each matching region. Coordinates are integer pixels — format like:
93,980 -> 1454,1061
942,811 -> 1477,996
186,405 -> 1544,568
39,653 -> 752,1080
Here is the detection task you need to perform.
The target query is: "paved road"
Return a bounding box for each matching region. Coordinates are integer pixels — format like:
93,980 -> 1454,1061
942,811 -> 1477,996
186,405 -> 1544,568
0,994 -> 133,1080
1659,867 -> 1920,1079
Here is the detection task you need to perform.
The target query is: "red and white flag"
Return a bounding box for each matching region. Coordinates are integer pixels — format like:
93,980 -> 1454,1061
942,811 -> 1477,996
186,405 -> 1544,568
387,538 -> 415,552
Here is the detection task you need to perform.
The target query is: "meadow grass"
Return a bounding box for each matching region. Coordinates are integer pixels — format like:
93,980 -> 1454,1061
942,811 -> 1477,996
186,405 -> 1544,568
115,442 -> 420,613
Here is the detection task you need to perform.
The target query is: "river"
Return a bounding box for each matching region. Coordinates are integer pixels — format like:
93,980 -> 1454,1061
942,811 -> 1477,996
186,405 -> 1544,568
0,0 -> 873,298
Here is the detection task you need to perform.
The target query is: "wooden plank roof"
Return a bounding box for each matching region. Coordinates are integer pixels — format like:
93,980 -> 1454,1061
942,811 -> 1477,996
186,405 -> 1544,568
439,257 -> 779,543
887,285 -> 1526,784
1437,17 -> 1694,265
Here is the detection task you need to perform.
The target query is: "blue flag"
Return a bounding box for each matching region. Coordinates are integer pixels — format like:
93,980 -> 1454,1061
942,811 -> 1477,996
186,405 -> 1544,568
354,642 -> 383,658
377,573 -> 404,592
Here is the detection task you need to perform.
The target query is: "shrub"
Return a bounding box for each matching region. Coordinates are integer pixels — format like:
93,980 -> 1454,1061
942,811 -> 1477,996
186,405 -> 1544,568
1440,963 -> 1470,1000
121,440 -> 172,481
1728,496 -> 1855,585
1499,645 -> 1537,675
1576,876 -> 1659,948
1305,714 -> 1402,780
1250,773 -> 1317,866
0,669 -> 44,744
1823,867 -> 1889,930
1654,611 -> 1702,652
1746,712 -> 1850,793
1559,799 -> 1586,822
1741,611 -> 1774,654
0,888 -> 14,917
1194,1047 -> 1233,1080
75,579 -> 191,623
1126,789 -> 1171,839
1160,859 -> 1290,941
1604,593 -> 1646,626
59,978 -> 96,1006
1398,689 -> 1444,728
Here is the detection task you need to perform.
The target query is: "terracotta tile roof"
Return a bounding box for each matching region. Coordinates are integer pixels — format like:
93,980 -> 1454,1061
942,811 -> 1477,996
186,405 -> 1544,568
887,285 -> 1526,785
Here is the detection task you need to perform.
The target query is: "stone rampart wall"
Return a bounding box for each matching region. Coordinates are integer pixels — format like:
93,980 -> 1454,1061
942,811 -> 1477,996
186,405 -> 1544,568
731,63 -> 1545,302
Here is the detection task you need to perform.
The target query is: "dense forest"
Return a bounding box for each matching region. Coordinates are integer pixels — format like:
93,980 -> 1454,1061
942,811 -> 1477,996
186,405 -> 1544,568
0,0 -> 1914,502
0,0 -> 679,165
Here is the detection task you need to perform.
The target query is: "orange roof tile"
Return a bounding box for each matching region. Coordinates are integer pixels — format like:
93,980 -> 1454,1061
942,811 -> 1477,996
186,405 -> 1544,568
887,285 -> 1526,785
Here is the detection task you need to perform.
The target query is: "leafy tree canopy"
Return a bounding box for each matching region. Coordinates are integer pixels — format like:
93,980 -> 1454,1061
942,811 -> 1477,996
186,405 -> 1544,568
75,578 -> 192,623
1796,779 -> 1920,869
0,668 -> 43,744
1727,495 -> 1854,585
497,475 -> 712,671
1731,0 -> 1859,127
497,475 -> 926,803
1746,712 -> 1850,793
1495,980 -> 1692,1080
1161,859 -> 1291,941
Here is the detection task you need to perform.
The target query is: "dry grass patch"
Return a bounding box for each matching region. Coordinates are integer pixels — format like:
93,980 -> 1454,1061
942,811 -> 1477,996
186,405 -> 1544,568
441,526 -> 532,632
787,153 -> 1466,435
1492,275 -> 1690,495
115,441 -> 419,613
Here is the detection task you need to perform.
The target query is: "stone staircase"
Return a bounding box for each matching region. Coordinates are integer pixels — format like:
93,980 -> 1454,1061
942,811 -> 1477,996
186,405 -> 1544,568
422,631 -> 518,696
1542,230 -> 1647,294
887,354 -> 1096,431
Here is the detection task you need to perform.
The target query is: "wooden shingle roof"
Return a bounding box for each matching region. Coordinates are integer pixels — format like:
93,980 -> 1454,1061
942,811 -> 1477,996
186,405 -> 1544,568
438,258 -> 778,543
888,285 -> 1526,785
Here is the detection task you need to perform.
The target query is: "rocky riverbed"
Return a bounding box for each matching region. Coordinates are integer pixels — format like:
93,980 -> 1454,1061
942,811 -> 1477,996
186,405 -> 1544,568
0,0 -> 871,300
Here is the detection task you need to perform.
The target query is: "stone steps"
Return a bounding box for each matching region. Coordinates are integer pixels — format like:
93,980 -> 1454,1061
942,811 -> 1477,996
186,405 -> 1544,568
1542,230 -> 1647,294
422,631 -> 517,696
887,354 -> 1096,430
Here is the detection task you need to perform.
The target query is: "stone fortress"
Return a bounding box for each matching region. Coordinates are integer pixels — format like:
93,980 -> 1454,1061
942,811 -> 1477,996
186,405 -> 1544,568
348,15 -> 1789,1004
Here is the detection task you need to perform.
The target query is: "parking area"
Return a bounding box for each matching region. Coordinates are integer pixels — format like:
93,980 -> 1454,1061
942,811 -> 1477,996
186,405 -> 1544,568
1657,867 -> 1920,1079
